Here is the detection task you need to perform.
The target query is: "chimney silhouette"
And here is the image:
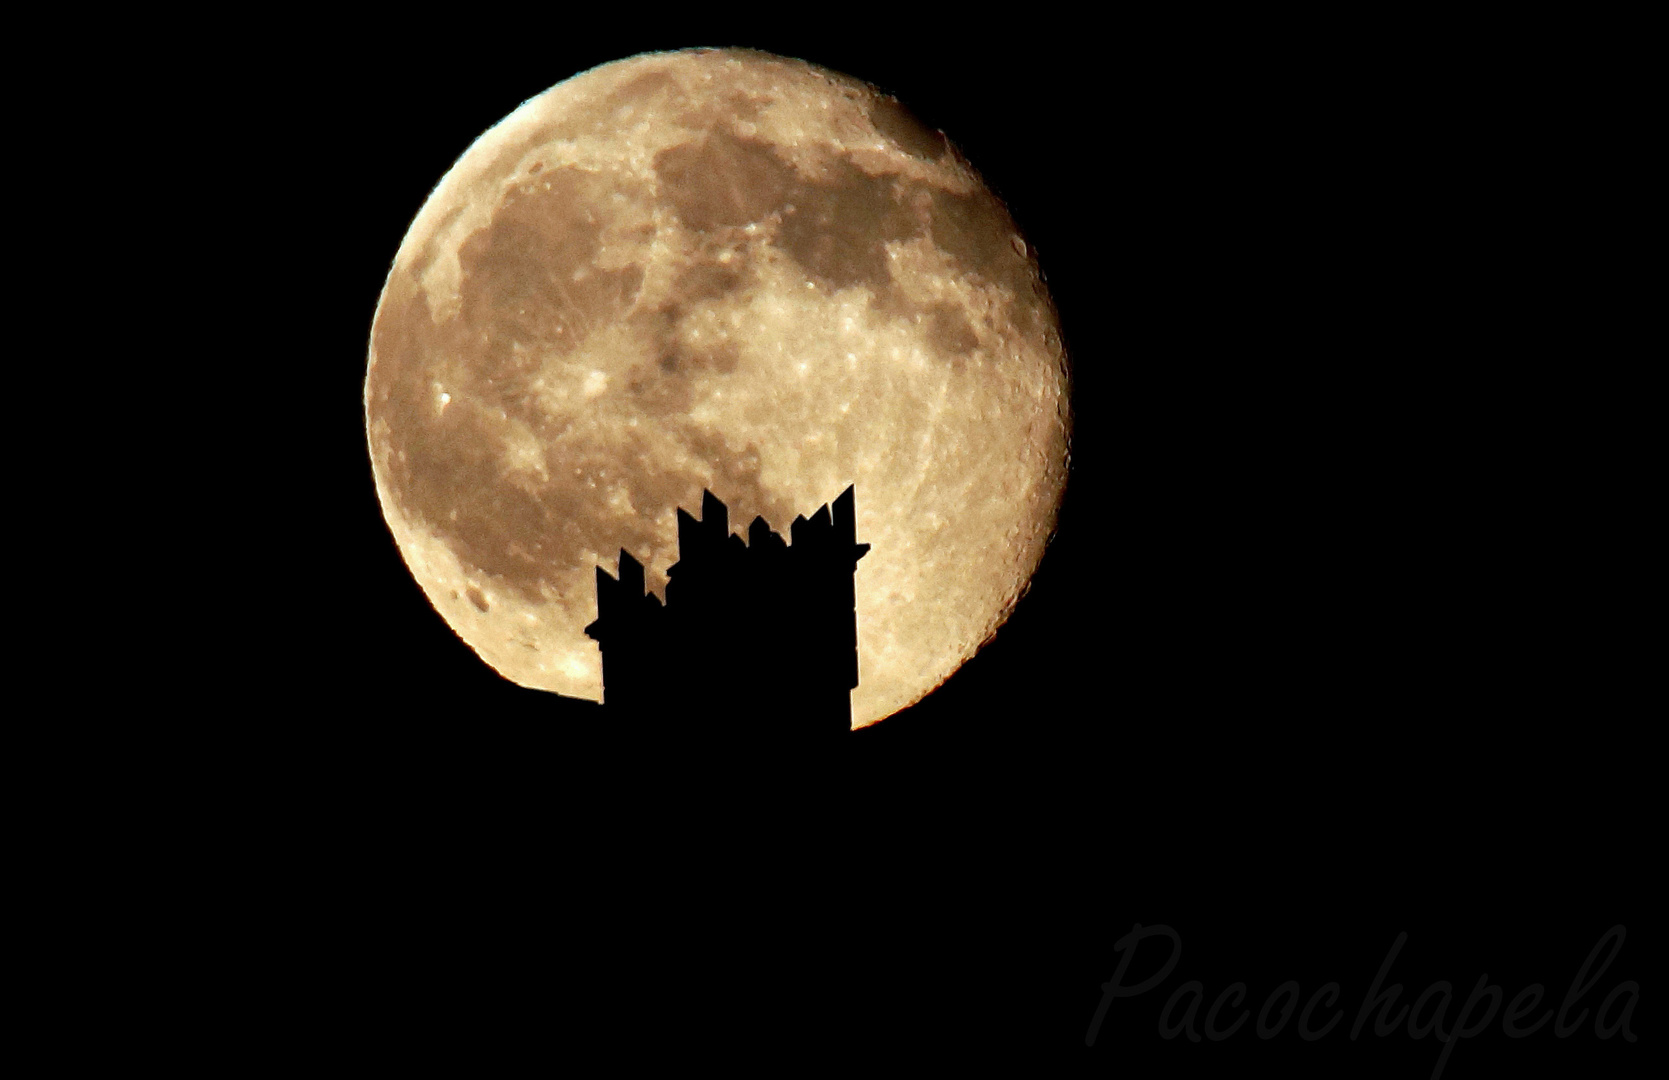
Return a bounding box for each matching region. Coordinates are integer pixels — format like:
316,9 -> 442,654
585,485 -> 869,741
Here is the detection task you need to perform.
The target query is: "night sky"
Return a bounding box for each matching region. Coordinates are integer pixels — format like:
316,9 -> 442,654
207,17 -> 1648,1068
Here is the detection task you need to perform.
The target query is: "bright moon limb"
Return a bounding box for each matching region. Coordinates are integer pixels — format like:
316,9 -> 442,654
364,48 -> 1070,727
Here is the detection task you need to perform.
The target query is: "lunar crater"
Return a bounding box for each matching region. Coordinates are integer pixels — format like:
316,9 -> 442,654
867,95 -> 949,160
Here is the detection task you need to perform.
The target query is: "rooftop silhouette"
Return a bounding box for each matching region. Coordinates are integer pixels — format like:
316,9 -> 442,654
585,485 -> 869,743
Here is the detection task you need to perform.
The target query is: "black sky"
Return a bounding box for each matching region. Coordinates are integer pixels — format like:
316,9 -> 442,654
202,16 -> 1651,1067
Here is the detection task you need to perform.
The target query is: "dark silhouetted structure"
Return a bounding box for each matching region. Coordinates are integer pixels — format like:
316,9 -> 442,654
585,486 -> 869,743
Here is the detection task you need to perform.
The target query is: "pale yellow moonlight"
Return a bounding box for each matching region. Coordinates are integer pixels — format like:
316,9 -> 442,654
365,48 -> 1071,727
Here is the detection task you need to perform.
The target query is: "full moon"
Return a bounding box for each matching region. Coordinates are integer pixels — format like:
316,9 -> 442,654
365,48 -> 1070,727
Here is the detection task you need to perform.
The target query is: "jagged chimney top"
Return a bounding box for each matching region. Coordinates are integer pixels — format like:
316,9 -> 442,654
617,549 -> 644,596
701,489 -> 727,533
833,485 -> 855,537
675,507 -> 704,564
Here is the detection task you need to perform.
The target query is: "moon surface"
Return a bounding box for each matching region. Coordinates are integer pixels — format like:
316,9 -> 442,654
365,48 -> 1070,727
